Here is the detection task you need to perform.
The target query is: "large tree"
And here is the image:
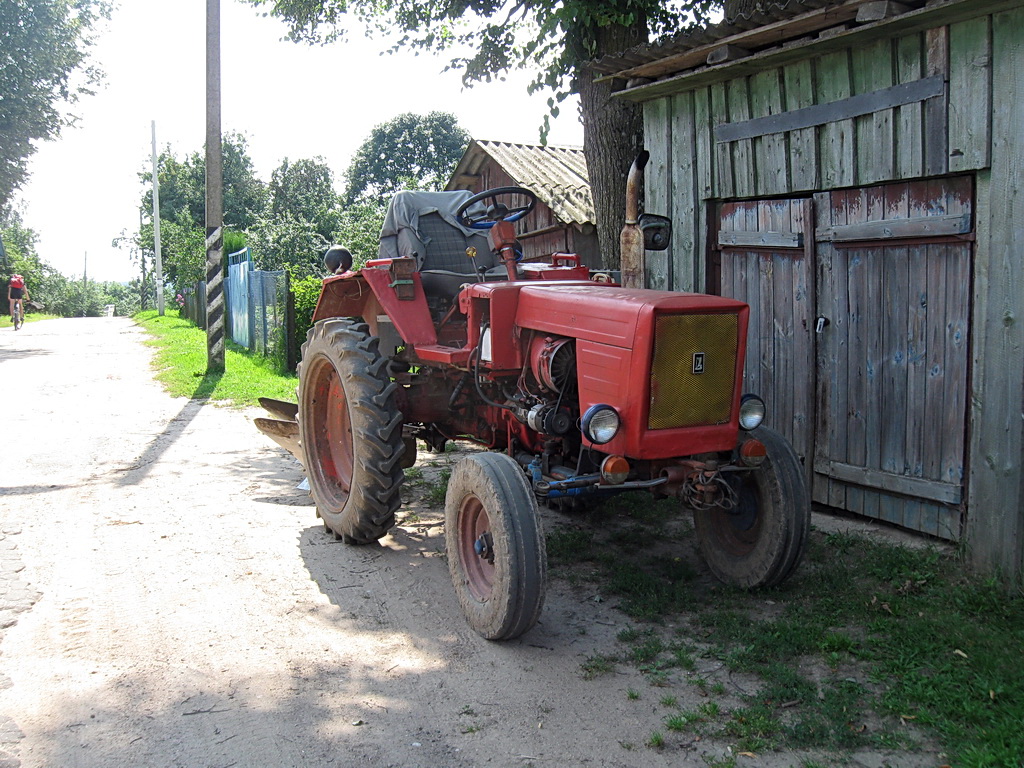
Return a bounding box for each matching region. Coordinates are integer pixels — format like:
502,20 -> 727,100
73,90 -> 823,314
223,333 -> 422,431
0,0 -> 110,211
142,131 -> 268,232
244,0 -> 719,268
134,133 -> 267,292
270,156 -> 340,240
343,112 -> 470,205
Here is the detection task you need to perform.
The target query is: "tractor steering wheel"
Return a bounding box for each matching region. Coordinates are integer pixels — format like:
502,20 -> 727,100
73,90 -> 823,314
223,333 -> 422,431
456,186 -> 538,230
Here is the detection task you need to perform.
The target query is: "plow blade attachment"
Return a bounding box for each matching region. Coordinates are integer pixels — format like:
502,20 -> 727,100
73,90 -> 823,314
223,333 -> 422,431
254,416 -> 304,463
258,397 -> 299,422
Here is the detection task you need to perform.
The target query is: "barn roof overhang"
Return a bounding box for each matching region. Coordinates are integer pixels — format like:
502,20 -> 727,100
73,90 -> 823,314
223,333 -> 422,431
596,0 -> 1017,102
446,139 -> 596,227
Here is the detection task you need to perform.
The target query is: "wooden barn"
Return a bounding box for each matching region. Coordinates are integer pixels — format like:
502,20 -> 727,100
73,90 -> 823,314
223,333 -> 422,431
446,140 -> 600,267
594,0 -> 1024,581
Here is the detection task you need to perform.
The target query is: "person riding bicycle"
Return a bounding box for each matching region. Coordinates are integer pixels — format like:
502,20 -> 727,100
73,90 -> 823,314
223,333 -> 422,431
8,273 -> 28,323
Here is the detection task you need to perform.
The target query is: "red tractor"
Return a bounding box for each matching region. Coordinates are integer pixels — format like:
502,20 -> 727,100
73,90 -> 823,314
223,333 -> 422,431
258,154 -> 809,640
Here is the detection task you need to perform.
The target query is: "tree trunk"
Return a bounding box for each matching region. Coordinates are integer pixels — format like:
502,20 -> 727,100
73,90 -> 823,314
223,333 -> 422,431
573,21 -> 647,271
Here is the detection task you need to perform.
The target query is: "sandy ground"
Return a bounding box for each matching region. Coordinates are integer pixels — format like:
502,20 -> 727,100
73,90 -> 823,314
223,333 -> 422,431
0,317 -> 942,768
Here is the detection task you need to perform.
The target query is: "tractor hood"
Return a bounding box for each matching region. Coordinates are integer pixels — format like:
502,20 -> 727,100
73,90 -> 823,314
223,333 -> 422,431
513,284 -> 746,348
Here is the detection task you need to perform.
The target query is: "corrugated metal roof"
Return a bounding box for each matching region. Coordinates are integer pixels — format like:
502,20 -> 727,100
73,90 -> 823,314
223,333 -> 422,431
446,140 -> 595,225
591,0 -> 924,82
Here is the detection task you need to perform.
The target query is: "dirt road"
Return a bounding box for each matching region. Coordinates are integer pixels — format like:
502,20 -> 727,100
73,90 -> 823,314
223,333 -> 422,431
0,318 -> 930,768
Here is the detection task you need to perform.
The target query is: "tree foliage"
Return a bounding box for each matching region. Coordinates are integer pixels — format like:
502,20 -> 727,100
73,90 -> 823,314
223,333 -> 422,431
2,209 -> 138,318
245,0 -> 715,92
0,0 -> 110,211
343,112 -> 469,205
270,156 -> 340,240
246,0 -> 721,268
141,132 -> 268,232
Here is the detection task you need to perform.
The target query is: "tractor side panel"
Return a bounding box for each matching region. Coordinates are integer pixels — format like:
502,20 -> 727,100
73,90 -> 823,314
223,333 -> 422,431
313,270 -> 438,347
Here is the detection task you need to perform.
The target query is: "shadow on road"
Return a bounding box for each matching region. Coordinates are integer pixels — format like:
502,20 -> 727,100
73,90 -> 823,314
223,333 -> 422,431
111,371 -> 223,487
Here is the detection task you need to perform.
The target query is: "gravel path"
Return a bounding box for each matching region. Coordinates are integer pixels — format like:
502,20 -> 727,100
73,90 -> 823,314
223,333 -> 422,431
0,317 -> 938,768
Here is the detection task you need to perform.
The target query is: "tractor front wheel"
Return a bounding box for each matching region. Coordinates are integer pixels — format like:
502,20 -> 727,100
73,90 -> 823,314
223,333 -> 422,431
445,453 -> 547,640
298,319 -> 405,544
694,427 -> 809,588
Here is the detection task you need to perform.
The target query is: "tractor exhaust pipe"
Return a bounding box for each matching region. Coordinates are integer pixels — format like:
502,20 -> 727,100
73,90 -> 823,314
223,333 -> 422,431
620,150 -> 649,289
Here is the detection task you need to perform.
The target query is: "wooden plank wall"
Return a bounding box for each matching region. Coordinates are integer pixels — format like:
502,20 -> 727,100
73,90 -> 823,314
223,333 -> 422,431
966,6 -> 1024,583
642,7 -> 1024,579
648,20 -> 994,294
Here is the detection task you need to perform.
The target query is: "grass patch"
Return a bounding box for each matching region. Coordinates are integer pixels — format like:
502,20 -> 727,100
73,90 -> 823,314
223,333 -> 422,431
135,310 -> 297,406
423,467 -> 452,507
548,494 -> 1024,764
0,311 -> 60,329
580,654 -> 617,680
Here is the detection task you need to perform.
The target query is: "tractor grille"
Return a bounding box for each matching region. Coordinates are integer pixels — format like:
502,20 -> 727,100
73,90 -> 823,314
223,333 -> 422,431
649,313 -> 739,429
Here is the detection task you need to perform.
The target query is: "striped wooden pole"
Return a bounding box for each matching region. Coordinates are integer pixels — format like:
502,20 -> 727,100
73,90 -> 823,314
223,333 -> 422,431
205,226 -> 224,369
205,0 -> 224,372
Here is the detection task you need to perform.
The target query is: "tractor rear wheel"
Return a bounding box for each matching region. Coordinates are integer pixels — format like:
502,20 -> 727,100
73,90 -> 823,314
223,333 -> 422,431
694,427 -> 809,588
297,319 -> 405,544
445,453 -> 547,640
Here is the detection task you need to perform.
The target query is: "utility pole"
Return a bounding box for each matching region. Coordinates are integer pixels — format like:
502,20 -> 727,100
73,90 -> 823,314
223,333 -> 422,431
139,209 -> 147,311
205,0 -> 225,372
151,121 -> 164,316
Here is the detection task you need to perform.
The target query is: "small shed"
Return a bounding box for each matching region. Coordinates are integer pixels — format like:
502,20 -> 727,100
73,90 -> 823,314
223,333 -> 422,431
446,140 -> 600,267
595,0 -> 1024,581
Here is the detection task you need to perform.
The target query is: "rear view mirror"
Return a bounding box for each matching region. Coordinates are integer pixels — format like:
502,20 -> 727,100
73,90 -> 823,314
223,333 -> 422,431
639,213 -> 672,251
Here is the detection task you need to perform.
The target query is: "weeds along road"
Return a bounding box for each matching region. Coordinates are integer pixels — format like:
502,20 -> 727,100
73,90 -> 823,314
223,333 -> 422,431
0,316 -> 733,768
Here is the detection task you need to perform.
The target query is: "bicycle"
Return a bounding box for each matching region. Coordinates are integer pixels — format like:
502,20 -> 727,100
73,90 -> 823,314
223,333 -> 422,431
12,302 -> 23,331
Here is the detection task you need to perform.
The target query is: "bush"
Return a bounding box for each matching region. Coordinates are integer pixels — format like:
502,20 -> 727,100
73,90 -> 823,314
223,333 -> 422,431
291,274 -> 324,357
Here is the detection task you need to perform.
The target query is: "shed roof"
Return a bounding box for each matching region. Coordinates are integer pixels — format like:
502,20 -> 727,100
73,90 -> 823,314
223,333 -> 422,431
446,140 -> 595,226
592,0 -> 929,91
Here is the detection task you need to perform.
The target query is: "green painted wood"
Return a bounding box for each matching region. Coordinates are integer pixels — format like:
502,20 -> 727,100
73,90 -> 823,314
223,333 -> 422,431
644,99 -> 672,291
895,33 -> 925,179
948,16 -> 993,171
616,0 -> 1022,102
728,77 -> 756,197
693,87 -> 714,293
749,69 -> 788,195
716,75 -> 942,144
853,38 -> 896,184
671,91 -> 699,292
694,87 -> 715,201
924,26 -> 949,175
816,50 -> 856,188
783,59 -> 819,191
710,82 -> 734,199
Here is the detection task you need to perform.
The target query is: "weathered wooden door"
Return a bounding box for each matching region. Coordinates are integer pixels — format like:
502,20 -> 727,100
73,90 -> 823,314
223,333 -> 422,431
814,178 -> 972,540
714,198 -> 816,486
714,179 -> 972,540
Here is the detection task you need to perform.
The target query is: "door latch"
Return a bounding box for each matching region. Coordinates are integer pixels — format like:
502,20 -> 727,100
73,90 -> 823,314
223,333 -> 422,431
815,316 -> 830,333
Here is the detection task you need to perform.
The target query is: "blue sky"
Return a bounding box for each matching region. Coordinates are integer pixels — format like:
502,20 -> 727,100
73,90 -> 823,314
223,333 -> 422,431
18,0 -> 585,282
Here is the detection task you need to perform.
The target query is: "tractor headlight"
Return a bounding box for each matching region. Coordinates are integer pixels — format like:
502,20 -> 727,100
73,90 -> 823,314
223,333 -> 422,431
582,404 -> 620,444
738,394 -> 766,431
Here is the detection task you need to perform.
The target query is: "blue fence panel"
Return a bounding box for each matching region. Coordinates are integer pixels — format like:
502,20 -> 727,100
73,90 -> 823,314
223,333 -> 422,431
226,248 -> 253,349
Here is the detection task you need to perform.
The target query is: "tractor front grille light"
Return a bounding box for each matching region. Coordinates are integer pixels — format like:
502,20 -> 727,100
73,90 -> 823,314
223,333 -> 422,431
582,404 -> 620,444
739,394 -> 766,430
649,313 -> 739,430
